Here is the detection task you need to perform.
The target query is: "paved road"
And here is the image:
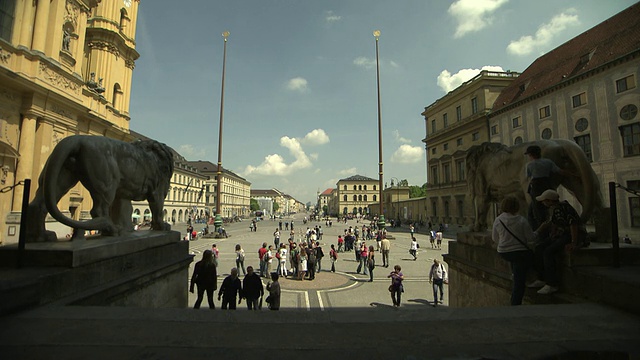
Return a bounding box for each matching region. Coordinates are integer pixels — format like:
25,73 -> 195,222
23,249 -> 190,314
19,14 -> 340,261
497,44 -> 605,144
182,214 -> 451,310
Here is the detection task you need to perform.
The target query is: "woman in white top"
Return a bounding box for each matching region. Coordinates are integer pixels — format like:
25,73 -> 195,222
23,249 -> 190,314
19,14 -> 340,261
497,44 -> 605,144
278,244 -> 288,277
409,237 -> 418,261
492,196 -> 537,305
235,244 -> 246,275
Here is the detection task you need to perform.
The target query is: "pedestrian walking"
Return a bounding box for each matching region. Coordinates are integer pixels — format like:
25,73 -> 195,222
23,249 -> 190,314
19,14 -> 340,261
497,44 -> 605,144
241,266 -> 263,310
367,245 -> 375,282
266,272 -> 281,310
388,265 -> 404,307
315,241 -> 324,272
278,243 -> 288,277
380,236 -> 390,267
190,250 -> 217,309
330,244 -> 338,272
258,242 -> 268,277
410,237 -> 418,260
218,268 -> 242,310
429,259 -> 448,307
235,244 -> 246,275
274,228 -> 281,249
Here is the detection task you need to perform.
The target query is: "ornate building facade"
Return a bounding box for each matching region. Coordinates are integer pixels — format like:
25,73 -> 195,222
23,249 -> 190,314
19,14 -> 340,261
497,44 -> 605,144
489,4 -> 640,238
1,0 -> 140,244
421,70 -> 520,227
188,161 -> 251,220
335,175 -> 379,217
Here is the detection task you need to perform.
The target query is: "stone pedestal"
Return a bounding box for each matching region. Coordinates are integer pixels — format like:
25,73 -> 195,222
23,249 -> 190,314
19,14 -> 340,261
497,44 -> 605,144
0,230 -> 192,314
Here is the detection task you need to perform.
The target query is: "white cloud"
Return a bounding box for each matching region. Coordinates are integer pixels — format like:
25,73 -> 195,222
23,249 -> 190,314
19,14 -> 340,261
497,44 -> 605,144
390,60 -> 399,68
243,136 -> 312,176
437,65 -> 505,93
301,129 -> 330,145
353,57 -> 376,70
507,9 -> 580,56
338,167 -> 357,176
390,144 -> 423,164
287,77 -> 309,92
393,130 -> 412,144
177,144 -> 206,159
449,0 -> 509,38
310,153 -> 319,160
325,10 -> 342,23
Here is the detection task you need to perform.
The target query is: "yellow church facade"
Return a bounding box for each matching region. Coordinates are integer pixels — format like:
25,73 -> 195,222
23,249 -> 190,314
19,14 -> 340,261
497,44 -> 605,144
0,0 -> 140,244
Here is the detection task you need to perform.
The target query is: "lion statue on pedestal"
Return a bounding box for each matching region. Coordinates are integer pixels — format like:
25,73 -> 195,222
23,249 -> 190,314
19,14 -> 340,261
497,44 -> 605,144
466,139 -> 603,232
26,135 -> 174,242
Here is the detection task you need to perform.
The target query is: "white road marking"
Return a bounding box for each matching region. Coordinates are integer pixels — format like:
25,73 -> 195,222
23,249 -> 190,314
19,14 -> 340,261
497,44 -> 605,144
317,290 -> 324,311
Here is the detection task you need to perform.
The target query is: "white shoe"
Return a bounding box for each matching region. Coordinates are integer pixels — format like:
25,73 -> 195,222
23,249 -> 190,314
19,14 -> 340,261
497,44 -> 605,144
537,285 -> 558,295
527,280 -> 546,288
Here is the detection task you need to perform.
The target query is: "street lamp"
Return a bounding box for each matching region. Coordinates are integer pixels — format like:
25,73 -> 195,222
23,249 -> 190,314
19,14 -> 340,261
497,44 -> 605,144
374,30 -> 385,231
214,31 -> 230,232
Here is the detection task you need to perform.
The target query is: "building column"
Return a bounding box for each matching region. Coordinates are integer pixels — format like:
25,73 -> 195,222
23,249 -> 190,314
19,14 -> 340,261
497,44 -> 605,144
12,114 -> 37,211
31,0 -> 51,53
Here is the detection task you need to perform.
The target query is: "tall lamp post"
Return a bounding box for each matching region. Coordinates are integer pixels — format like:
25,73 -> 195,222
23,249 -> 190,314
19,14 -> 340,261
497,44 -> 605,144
214,31 -> 230,232
374,30 -> 385,231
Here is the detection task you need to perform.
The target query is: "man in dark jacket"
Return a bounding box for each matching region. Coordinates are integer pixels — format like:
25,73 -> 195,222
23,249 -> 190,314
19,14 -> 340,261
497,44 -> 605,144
241,266 -> 264,310
218,268 -> 242,310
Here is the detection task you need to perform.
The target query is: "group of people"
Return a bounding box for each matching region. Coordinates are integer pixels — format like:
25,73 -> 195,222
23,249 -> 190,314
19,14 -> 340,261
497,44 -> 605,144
190,251 -> 281,311
492,145 -> 589,305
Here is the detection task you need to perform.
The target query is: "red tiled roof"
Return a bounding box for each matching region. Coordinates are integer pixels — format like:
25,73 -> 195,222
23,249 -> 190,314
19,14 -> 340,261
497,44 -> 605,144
492,4 -> 640,114
320,188 -> 334,196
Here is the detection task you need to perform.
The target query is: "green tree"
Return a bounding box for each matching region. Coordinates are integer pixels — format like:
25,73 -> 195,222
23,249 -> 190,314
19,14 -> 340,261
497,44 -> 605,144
409,183 -> 428,198
322,205 -> 328,215
273,202 -> 280,212
250,198 -> 260,211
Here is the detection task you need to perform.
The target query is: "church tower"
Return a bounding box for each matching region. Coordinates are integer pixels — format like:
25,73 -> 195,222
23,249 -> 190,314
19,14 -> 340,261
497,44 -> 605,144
0,0 -> 141,244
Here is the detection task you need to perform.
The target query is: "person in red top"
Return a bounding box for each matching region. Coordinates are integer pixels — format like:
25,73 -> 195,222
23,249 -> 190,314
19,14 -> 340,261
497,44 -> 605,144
258,242 -> 268,278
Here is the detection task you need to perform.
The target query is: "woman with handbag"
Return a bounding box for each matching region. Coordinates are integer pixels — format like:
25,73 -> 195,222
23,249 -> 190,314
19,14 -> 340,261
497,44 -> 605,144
387,265 -> 404,307
491,196 -> 537,305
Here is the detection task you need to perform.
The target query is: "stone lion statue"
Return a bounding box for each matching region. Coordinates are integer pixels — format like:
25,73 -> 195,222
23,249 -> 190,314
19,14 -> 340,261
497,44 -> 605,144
466,139 -> 603,231
26,135 -> 174,242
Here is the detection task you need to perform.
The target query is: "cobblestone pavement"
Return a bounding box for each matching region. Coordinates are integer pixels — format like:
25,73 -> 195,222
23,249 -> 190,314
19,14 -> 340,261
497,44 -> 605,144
183,214 -> 452,310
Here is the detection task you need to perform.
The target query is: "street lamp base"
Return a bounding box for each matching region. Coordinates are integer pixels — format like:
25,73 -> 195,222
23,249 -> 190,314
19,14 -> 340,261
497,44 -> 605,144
377,215 -> 386,230
213,214 -> 223,231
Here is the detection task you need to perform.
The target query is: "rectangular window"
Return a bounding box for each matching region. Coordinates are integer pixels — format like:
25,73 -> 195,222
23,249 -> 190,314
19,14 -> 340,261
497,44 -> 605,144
512,116 -> 522,128
471,97 -> 478,114
574,134 -> 593,162
431,147 -> 436,155
431,166 -> 439,185
616,75 -> 636,93
472,132 -> 479,141
621,123 -> 640,156
443,143 -> 449,151
539,105 -> 551,119
572,92 -> 587,108
491,125 -> 498,135
456,106 -> 462,121
456,160 -> 465,181
443,163 -> 451,183
629,180 -> 640,227
443,113 -> 448,128
431,119 -> 436,133
0,1 -> 16,41
457,138 -> 463,146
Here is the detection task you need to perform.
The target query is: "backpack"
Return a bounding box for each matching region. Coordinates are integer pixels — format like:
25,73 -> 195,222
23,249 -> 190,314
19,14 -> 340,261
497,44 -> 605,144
316,247 -> 324,258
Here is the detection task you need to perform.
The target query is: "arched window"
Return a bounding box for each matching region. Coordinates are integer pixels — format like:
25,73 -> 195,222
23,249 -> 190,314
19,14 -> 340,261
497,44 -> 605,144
353,195 -> 357,201
514,136 -> 523,145
444,201 -> 450,217
343,207 -> 348,214
353,185 -> 357,190
343,185 -> 347,190
364,195 -> 368,201
352,207 -> 358,214
373,195 -> 377,201
458,200 -> 464,218
364,185 -> 367,190
373,185 -> 377,191
358,195 -> 362,201
358,185 -> 362,191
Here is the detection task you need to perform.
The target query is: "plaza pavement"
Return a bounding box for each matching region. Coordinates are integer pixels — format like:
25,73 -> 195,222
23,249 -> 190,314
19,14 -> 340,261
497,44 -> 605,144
184,214 -> 450,310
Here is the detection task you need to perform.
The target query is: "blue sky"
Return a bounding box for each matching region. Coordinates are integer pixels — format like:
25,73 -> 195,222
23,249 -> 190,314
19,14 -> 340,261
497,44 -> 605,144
129,0 -> 636,204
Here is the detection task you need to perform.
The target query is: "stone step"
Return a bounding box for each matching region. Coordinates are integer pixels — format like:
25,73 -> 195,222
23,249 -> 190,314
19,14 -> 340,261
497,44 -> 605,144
0,303 -> 638,359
